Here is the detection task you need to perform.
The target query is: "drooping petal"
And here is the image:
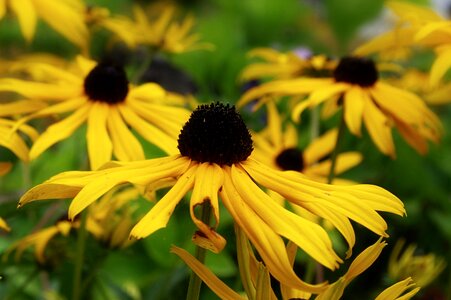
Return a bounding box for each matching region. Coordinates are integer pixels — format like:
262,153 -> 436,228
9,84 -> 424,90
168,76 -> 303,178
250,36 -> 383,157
107,106 -> 145,162
87,102 -> 112,170
0,100 -> 47,117
30,103 -> 91,160
220,171 -> 328,294
362,97 -> 395,158
0,79 -> 82,100
232,164 -> 342,270
429,46 -> 451,86
190,163 -> 226,253
171,246 -> 246,300
130,164 -> 197,239
304,152 -> 363,177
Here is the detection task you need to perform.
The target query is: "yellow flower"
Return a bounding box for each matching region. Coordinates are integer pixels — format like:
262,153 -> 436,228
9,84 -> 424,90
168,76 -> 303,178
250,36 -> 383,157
0,0 -> 88,49
375,277 -> 420,300
130,4 -> 212,54
238,56 -> 442,158
240,48 -> 335,82
354,1 -> 442,61
19,102 -> 405,293
0,56 -> 191,170
4,220 -> 72,264
0,217 -> 10,231
252,102 -> 362,184
388,239 -> 446,288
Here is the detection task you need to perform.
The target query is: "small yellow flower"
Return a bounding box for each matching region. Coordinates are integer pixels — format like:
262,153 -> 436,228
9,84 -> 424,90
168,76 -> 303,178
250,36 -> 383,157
239,56 -> 442,158
0,0 -> 88,49
0,56 -> 191,170
19,102 -> 405,293
388,239 -> 446,288
240,48 -> 335,82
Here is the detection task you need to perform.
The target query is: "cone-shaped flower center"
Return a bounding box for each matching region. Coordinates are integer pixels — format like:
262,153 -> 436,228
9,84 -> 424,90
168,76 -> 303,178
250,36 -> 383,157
333,56 -> 378,87
178,102 -> 253,166
84,63 -> 129,104
275,148 -> 304,171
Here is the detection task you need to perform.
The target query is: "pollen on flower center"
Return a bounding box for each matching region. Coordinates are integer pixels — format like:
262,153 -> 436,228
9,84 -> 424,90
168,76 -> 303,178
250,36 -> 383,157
84,62 -> 129,104
177,102 -> 253,166
275,148 -> 304,171
333,56 -> 378,87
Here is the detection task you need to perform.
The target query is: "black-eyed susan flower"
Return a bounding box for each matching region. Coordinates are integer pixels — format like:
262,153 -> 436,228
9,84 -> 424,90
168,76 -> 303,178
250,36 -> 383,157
0,56 -> 191,170
0,0 -> 88,49
388,239 -> 446,288
239,56 -> 442,158
253,102 -> 362,184
19,102 -> 405,293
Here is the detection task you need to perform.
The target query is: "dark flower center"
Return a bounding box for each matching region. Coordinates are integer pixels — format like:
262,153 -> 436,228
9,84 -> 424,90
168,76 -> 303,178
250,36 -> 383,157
178,102 -> 253,166
275,148 -> 304,171
84,63 -> 129,104
333,56 -> 378,87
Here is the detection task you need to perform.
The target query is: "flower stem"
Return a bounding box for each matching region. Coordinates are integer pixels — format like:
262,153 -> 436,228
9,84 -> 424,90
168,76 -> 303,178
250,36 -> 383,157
72,211 -> 88,300
327,111 -> 346,184
186,203 -> 212,300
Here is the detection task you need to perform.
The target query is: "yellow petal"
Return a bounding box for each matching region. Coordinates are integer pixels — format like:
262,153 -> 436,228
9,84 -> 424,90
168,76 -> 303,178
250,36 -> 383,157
0,79 -> 82,100
266,101 -> 283,148
170,246 -> 245,300
429,46 -> 451,86
344,87 -> 365,136
30,103 -> 90,160
304,128 -> 338,166
19,184 -> 82,207
107,107 -> 144,162
118,105 -> 178,155
362,97 -> 395,158
304,152 -> 362,177
87,102 -> 112,170
10,0 -> 37,42
190,163 -> 226,253
130,164 -> 197,239
220,171 -> 328,294
375,278 -> 420,300
232,164 -> 341,270
0,100 -> 47,117
34,0 -> 88,49
346,238 -> 386,281
0,217 -> 10,231
0,127 -> 30,161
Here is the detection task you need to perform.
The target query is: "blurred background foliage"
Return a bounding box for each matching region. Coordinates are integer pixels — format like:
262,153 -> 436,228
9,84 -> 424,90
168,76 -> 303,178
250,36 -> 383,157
0,0 -> 450,299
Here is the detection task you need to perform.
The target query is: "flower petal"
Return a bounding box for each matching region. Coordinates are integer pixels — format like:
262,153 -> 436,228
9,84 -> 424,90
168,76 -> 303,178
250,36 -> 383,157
10,0 -> 36,42
344,87 -> 365,136
87,102 -> 112,170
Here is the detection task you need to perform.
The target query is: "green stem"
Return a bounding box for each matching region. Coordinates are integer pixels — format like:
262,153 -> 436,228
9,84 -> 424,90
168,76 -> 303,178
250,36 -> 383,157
72,211 -> 89,300
327,111 -> 347,184
21,161 -> 31,190
186,203 -> 212,300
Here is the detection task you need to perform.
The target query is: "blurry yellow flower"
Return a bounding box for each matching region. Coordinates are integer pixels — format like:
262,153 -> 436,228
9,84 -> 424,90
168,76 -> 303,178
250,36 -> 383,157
0,0 -> 88,49
131,4 -> 212,53
4,220 -> 72,264
354,1 -> 442,61
19,103 -> 405,293
387,69 -> 451,105
0,217 -> 10,231
375,277 -> 420,300
239,56 -> 442,158
388,239 -> 446,288
252,102 -> 362,184
240,48 -> 335,82
0,56 -> 190,170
